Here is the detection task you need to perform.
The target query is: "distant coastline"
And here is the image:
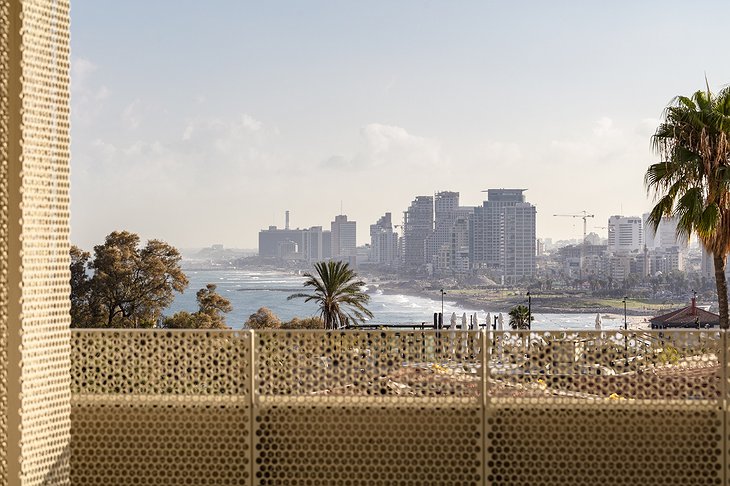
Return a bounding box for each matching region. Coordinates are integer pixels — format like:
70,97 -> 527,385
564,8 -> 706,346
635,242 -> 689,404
179,264 -> 684,320
366,279 -> 672,317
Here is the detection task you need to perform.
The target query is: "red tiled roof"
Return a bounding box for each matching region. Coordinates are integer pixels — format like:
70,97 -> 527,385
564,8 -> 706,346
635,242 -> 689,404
650,305 -> 719,328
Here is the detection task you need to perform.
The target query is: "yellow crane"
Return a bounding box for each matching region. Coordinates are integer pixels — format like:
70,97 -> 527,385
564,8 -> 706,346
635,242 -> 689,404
553,211 -> 595,243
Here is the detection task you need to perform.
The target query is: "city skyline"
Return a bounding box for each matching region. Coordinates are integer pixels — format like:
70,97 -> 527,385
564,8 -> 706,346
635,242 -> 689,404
69,1 -> 730,250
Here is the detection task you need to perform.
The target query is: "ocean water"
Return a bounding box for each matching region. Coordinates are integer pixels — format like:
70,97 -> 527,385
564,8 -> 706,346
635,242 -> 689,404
167,269 -> 634,330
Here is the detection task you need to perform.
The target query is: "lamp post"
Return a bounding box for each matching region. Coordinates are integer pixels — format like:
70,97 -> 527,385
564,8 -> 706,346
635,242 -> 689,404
623,296 -> 628,366
440,288 -> 446,319
527,291 -> 532,330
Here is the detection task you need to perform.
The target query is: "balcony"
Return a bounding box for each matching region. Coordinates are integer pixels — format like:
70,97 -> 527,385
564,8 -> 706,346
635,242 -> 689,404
70,329 -> 726,485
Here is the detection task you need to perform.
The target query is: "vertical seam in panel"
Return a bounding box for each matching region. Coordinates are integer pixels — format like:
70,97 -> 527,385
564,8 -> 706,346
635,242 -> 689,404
482,329 -> 488,486
249,330 -> 255,486
6,0 -> 23,482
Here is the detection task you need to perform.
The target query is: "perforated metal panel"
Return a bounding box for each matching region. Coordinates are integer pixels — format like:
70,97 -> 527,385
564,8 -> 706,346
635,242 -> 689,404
253,330 -> 484,485
1,1 -> 72,484
66,329 -> 730,485
70,330 -> 252,485
486,330 -> 724,485
0,1 -> 9,482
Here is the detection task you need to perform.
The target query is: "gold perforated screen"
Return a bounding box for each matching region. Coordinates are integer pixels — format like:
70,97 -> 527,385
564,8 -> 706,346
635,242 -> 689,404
0,1 -> 9,482
253,330 -> 484,484
2,1 -> 72,485
487,330 -> 724,485
69,329 -> 730,485
71,330 -> 252,485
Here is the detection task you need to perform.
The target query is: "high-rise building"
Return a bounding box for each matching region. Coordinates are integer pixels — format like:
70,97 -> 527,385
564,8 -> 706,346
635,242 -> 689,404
403,196 -> 434,268
370,213 -> 399,266
608,216 -> 643,253
258,225 -> 305,258
471,189 -> 536,283
450,216 -> 471,273
302,226 -> 324,263
431,191 -> 474,274
331,215 -> 357,259
322,230 -> 332,259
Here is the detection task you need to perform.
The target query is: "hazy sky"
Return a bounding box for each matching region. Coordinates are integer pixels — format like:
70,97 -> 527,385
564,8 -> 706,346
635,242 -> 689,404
70,1 -> 730,250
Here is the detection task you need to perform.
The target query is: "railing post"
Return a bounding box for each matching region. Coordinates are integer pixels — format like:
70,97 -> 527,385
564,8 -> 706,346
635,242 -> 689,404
249,330 -> 256,486
482,328 -> 489,486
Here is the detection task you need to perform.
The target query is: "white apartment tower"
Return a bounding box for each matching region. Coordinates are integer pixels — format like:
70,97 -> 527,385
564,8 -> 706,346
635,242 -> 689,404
470,189 -> 536,283
331,215 -> 357,259
431,191 -> 474,274
370,213 -> 399,266
403,196 -> 434,267
608,215 -> 643,253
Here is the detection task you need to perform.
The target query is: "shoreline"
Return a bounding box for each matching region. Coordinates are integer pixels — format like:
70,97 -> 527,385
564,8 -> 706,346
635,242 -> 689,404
367,280 -> 665,317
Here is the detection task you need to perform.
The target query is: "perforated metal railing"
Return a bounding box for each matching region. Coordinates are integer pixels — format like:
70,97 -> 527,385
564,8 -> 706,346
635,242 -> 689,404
70,329 -> 730,485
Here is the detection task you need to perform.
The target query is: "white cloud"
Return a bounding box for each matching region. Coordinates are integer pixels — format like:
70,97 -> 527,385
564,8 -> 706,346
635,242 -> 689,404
71,57 -> 110,124
121,100 -> 141,130
71,58 -> 97,92
323,123 -> 443,171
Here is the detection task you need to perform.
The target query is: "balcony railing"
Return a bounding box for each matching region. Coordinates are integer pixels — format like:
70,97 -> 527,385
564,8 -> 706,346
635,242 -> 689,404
70,329 -> 727,485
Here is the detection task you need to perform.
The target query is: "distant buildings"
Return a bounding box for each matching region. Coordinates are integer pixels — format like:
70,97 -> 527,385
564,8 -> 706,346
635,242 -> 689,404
331,214 -> 357,260
551,213 -> 694,283
258,212 -> 334,263
471,189 -> 537,284
430,191 -> 474,275
369,213 -> 399,266
258,225 -> 305,259
302,226 -> 328,263
403,196 -> 433,268
608,215 -> 643,253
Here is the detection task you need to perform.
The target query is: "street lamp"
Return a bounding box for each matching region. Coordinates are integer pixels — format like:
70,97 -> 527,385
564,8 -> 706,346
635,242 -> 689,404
526,291 -> 532,330
623,296 -> 628,366
440,288 -> 446,318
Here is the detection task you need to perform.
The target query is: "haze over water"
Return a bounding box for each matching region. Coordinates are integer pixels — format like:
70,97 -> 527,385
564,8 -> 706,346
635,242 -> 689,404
168,269 -> 631,330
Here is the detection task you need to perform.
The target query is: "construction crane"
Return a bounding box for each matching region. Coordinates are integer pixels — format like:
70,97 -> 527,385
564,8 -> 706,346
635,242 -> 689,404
553,211 -> 595,243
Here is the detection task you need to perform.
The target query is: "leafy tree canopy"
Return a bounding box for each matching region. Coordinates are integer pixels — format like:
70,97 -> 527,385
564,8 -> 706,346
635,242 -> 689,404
162,283 -> 232,329
245,307 -> 282,329
70,231 -> 188,328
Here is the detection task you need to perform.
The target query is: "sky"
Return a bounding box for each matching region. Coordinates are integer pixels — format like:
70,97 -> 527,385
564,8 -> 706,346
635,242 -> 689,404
70,0 -> 730,250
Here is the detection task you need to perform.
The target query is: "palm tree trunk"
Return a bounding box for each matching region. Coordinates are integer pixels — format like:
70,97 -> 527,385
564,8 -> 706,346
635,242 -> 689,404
713,253 -> 729,329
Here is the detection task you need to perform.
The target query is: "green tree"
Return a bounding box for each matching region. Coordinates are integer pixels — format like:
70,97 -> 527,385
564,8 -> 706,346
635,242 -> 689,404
508,304 -> 533,330
645,85 -> 730,328
284,316 -> 325,329
70,245 -> 101,327
78,231 -> 188,327
245,307 -> 281,329
287,260 -> 373,329
196,284 -> 233,327
163,283 -> 232,329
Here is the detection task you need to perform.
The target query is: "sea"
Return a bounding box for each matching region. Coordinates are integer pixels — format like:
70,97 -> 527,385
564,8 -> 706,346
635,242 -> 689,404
167,269 -> 635,330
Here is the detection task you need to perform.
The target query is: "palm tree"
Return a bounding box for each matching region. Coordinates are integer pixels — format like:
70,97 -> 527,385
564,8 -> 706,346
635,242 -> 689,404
288,260 -> 373,329
645,85 -> 730,328
508,305 -> 532,330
